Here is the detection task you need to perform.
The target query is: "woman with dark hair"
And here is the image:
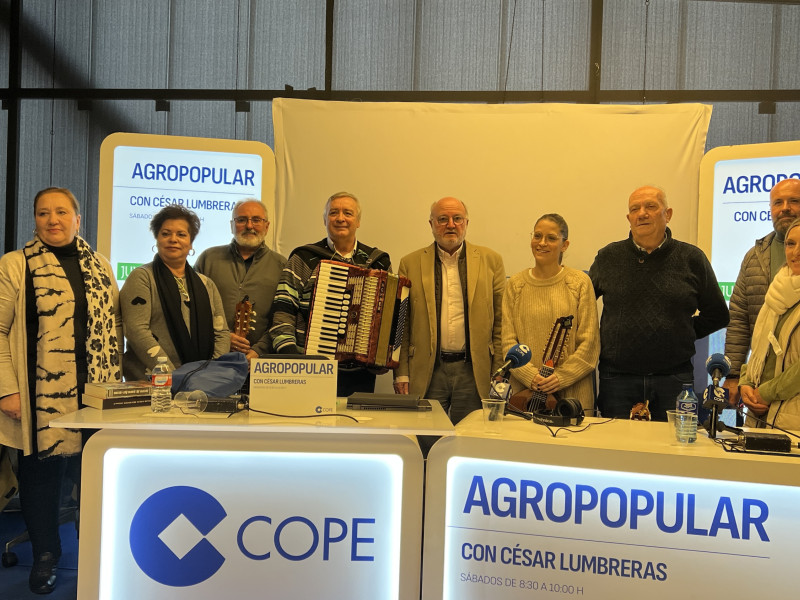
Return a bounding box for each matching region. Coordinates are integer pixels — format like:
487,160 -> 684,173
501,213 -> 600,412
120,204 -> 229,380
0,187 -> 122,593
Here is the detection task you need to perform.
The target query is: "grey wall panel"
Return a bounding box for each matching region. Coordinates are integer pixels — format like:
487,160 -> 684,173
20,0 -> 57,87
776,5 -> 800,89
684,1 -> 773,90
541,0 -> 590,91
247,0 -> 326,90
416,0 -> 504,91
705,102 -> 770,152
240,101 -> 274,149
235,0 -> 252,89
166,101 -> 237,140
169,0 -> 240,89
601,0 -> 683,92
332,0 -> 416,90
21,0 -> 92,88
48,102 -> 91,198
772,104 -> 800,143
502,0 -> 544,91
90,0 -> 171,88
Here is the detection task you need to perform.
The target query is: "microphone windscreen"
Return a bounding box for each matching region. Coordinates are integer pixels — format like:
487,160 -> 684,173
506,344 -> 532,368
705,353 -> 731,377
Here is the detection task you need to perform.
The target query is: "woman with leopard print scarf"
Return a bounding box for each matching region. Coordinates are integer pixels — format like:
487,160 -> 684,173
0,187 -> 122,595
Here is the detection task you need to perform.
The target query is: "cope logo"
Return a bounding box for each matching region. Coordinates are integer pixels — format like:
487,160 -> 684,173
129,486 -> 226,587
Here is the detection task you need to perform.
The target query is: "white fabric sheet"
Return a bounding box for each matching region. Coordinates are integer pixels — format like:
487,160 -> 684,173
272,99 -> 711,276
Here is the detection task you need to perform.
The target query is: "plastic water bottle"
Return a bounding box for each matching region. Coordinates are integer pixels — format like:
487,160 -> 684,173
150,357 -> 173,413
675,383 -> 698,443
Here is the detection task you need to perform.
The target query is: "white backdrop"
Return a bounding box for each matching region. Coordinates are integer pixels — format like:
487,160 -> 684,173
272,100 -> 712,276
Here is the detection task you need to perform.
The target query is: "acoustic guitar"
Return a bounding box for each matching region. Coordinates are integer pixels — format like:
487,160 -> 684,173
509,315 -> 573,413
233,295 -> 256,340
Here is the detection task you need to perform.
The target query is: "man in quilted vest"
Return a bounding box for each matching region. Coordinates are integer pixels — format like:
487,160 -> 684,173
724,178 -> 800,409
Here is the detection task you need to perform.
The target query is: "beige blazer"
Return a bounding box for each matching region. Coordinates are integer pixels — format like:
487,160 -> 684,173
396,242 -> 505,398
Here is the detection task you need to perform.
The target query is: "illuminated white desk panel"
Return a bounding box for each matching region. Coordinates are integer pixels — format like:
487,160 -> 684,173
50,404 -> 453,600
423,413 -> 800,600
51,399 -> 454,436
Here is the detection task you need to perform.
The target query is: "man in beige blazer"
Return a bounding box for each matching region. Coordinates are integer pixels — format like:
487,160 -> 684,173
393,197 -> 505,424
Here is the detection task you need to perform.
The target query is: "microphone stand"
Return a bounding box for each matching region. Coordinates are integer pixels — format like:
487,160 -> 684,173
702,380 -> 728,439
490,376 -> 532,419
489,377 -> 512,402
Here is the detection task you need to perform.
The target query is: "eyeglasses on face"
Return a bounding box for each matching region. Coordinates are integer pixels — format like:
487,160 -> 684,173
433,215 -> 465,226
531,232 -> 562,243
233,216 -> 266,225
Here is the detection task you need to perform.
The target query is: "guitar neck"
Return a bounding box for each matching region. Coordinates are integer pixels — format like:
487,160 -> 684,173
234,298 -> 255,338
529,364 -> 554,410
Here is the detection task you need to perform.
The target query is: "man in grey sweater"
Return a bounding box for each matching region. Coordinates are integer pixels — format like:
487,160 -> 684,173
195,198 -> 287,360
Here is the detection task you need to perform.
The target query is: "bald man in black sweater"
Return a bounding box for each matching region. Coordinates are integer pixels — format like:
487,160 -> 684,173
589,186 -> 729,421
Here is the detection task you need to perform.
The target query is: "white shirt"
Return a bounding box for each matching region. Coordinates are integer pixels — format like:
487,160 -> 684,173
438,243 -> 466,352
327,237 -> 356,260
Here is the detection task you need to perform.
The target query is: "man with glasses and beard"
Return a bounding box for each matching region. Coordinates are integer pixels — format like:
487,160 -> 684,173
393,197 -> 505,426
195,198 -> 287,360
723,178 -> 800,414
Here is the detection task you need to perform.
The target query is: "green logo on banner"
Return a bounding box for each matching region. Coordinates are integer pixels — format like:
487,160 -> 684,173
719,282 -> 734,302
117,262 -> 143,281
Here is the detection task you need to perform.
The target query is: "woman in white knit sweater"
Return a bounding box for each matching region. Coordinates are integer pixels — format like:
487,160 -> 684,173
502,214 -> 600,412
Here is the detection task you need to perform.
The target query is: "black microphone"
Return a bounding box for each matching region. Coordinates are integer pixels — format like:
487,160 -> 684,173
492,344 -> 532,379
705,353 -> 731,387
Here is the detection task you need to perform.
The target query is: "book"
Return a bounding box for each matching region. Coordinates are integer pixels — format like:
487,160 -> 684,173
82,394 -> 152,410
83,381 -> 152,399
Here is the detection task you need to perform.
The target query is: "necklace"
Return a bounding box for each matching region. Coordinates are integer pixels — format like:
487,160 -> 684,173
174,275 -> 190,303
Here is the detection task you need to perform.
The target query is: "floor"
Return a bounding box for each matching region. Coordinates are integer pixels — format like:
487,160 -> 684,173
0,500 -> 79,600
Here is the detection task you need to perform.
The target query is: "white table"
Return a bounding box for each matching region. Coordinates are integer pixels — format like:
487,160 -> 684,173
51,397 -> 455,436
51,400 -> 454,600
422,412 -> 800,600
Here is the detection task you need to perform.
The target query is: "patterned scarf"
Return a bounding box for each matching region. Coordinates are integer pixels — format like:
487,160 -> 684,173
747,264 -> 800,387
24,235 -> 121,457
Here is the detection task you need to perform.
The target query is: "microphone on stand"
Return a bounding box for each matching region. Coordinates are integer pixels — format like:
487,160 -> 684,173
491,344 -> 532,379
706,353 -> 731,387
490,344 -> 532,416
703,353 -> 731,438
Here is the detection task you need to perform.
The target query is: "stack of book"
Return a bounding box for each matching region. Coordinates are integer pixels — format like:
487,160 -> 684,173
82,381 -> 152,409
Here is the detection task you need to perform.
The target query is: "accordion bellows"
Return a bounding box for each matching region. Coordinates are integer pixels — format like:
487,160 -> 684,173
305,260 -> 411,369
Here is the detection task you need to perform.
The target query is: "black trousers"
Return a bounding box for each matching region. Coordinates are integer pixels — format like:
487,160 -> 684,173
17,453 -> 79,558
17,430 -> 91,558
337,367 -> 377,397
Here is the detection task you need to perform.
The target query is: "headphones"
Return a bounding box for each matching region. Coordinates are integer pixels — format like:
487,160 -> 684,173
531,396 -> 584,427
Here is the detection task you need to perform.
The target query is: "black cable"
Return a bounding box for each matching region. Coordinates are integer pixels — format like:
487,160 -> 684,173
248,407 -> 359,422
542,417 -> 615,438
174,406 -> 234,419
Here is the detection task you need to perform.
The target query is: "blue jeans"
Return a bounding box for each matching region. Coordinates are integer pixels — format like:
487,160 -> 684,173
597,371 -> 694,422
